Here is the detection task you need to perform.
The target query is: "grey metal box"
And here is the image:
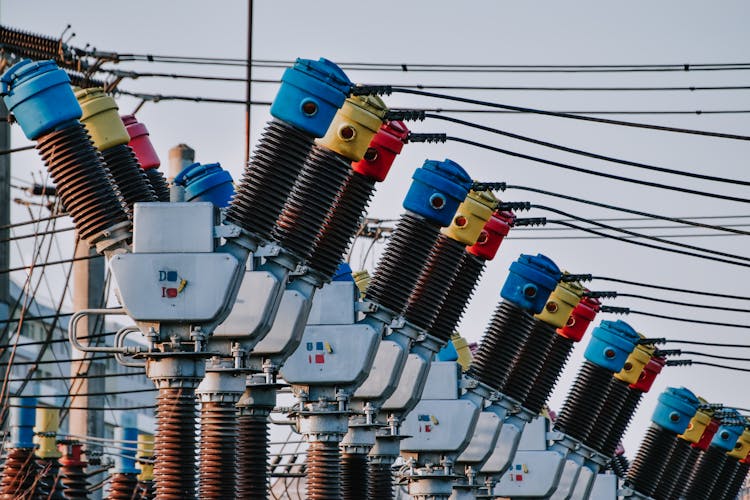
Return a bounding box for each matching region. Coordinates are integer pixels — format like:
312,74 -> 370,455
133,202 -> 214,253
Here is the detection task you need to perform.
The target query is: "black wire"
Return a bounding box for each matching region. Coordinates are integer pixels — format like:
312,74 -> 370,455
0,226 -> 76,245
0,214 -> 68,231
605,307 -> 750,329
508,232 -> 744,240
7,371 -> 145,382
22,387 -> 157,398
534,204 -> 750,263
449,137 -> 750,204
9,403 -> 155,411
0,313 -> 74,325
612,293 -> 750,314
0,355 -> 112,367
680,351 -> 750,363
516,221 -> 750,232
670,360 -> 750,373
551,220 -> 750,269
416,108 -> 750,115
0,145 -> 35,155
427,114 -> 749,186
0,332 -> 114,349
591,276 -> 750,301
504,185 -> 750,236
392,88 -> 750,141
0,254 -> 98,275
665,339 -> 750,348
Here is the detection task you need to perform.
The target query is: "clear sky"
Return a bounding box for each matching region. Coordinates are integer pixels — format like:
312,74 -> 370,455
3,0 -> 750,456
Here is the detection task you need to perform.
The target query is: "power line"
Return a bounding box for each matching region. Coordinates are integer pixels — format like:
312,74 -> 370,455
507,232 -> 745,241
0,145 -> 35,156
22,387 -> 156,399
0,214 -> 68,232
590,276 -> 750,301
602,293 -> 750,314
426,114 -> 749,186
667,360 -> 750,373
601,306 -> 750,329
384,87 -> 750,141
0,254 -> 98,275
658,339 -> 750,348
7,371 -> 145,383
668,350 -> 750,363
451,137 -> 750,203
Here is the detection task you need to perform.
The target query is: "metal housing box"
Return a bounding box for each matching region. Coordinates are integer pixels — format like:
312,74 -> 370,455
133,202 -> 214,253
400,399 -> 479,452
252,289 -> 310,356
213,270 -> 282,338
493,450 -> 567,498
353,340 -> 405,400
457,411 -> 502,463
381,353 -> 429,411
307,281 -> 357,325
419,361 -> 459,400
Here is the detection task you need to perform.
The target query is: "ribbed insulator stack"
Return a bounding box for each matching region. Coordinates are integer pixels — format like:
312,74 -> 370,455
308,120 -> 408,278
501,278 -> 585,405
227,58 -> 351,243
468,254 -> 560,392
341,453 -> 369,500
108,474 -> 138,500
76,88 -> 157,217
237,413 -> 271,499
670,415 -> 720,499
122,114 -> 170,202
685,424 -> 750,500
682,445 -> 729,499
58,442 -> 88,499
0,448 -> 37,499
1,60 -> 130,247
368,462 -> 394,500
554,320 -> 640,443
35,458 -> 64,499
624,387 -> 700,498
0,26 -> 75,67
306,441 -> 341,500
153,387 -> 197,499
521,295 -> 600,414
366,159 -> 472,314
599,356 -> 665,457
199,400 -> 239,499
608,454 -> 630,478
724,460 -> 750,500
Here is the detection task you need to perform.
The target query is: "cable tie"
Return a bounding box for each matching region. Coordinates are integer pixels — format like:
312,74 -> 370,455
496,201 -> 531,212
584,290 -> 618,299
513,217 -> 547,227
638,337 -> 666,345
560,274 -> 592,282
350,84 -> 393,96
471,181 -> 507,192
407,133 -> 447,144
600,305 -> 630,315
385,109 -> 425,121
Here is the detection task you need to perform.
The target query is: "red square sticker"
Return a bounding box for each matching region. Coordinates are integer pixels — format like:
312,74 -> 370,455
315,354 -> 325,364
516,475 -> 523,481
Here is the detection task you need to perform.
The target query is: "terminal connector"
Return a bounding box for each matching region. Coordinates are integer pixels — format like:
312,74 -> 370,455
513,217 -> 546,227
584,290 -> 618,299
560,273 -> 593,283
496,201 -> 531,212
600,305 -> 630,315
350,84 -> 393,96
471,181 -> 507,192
407,132 -> 447,143
384,108 -> 425,121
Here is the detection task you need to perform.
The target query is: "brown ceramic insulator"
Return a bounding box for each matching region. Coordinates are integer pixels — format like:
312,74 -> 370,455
341,453 -> 369,500
227,119 -> 314,242
154,387 -> 198,500
652,438 -> 691,500
143,168 -> 170,202
199,401 -> 238,500
107,473 -> 138,500
625,425 -> 679,498
705,456 -> 739,500
0,26 -> 70,67
584,378 -> 632,453
306,441 -> 342,500
272,146 -> 352,263
682,445 -> 728,500
0,447 -> 37,499
365,213 -> 440,315
554,360 -> 614,443
430,252 -> 486,344
672,447 -> 703,499
403,234 -> 467,336
237,414 -> 270,499
368,462 -> 394,500
522,335 -> 575,415
59,464 -> 88,499
36,122 -> 128,242
600,389 -> 644,458
308,171 -> 375,279
723,461 -> 749,500
607,454 -> 629,478
100,144 -> 157,216
501,318 -> 558,406
135,480 -> 155,500
467,301 -> 536,392
34,458 -> 64,500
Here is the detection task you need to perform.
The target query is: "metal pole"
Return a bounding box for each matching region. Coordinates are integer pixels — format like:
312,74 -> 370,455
69,237 -> 105,499
245,0 -> 254,165
0,100 -> 10,312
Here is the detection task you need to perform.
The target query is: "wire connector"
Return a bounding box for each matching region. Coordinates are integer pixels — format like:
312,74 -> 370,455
350,84 -> 393,96
513,217 -> 547,227
496,201 -> 531,212
654,349 -> 681,357
639,337 -> 666,345
471,181 -> 506,192
584,290 -> 618,299
560,274 -> 593,283
600,305 -> 630,315
407,133 -> 447,144
666,359 -> 693,367
385,109 -> 426,121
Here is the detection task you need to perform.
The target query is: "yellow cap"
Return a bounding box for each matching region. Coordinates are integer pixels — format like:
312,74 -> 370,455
34,408 -> 62,459
75,87 -> 131,151
614,338 -> 655,384
534,275 -> 585,328
352,270 -> 370,298
317,95 -> 387,161
679,407 -> 713,444
451,333 -> 473,372
441,189 -> 497,245
729,429 -> 750,459
136,433 -> 155,481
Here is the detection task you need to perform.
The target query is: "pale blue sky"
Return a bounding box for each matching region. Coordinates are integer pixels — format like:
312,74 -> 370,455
3,0 -> 750,454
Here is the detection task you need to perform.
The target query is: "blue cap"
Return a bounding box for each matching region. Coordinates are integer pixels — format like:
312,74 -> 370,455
9,396 -> 36,448
331,262 -> 354,282
711,410 -> 745,452
583,320 -> 640,371
1,59 -> 82,140
113,419 -> 140,474
173,162 -> 235,207
500,253 -> 560,313
271,58 -> 352,137
402,159 -> 472,226
437,341 -> 459,362
652,387 -> 700,434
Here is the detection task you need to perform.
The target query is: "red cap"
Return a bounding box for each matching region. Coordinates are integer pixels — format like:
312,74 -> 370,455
58,442 -> 86,467
557,294 -> 600,342
121,114 -> 160,170
694,418 -> 721,450
629,356 -> 666,392
352,121 -> 409,182
467,210 -> 514,260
